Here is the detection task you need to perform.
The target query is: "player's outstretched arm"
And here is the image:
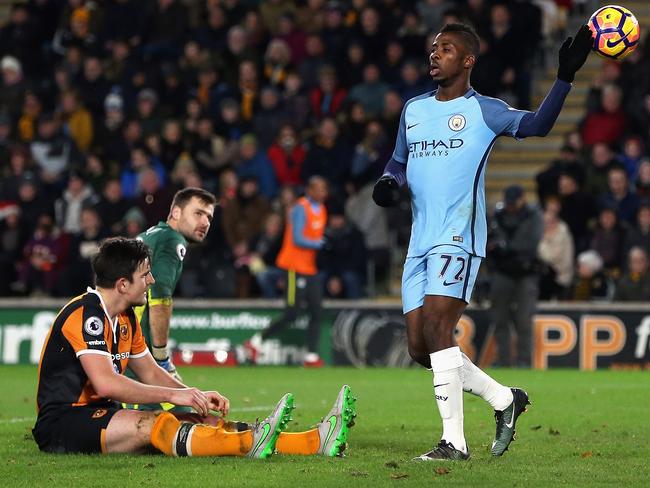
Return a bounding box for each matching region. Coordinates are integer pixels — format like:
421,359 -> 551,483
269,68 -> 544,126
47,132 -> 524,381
373,158 -> 406,207
516,25 -> 593,138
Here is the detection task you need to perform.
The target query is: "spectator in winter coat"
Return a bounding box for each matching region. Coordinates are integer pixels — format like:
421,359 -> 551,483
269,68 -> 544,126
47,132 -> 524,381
614,247 -> 650,301
54,171 -> 99,234
235,134 -> 278,200
571,250 -> 611,301
538,196 -> 574,300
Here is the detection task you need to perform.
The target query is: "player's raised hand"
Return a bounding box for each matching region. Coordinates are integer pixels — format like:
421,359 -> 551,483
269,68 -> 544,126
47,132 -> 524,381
372,176 -> 400,207
557,25 -> 594,83
205,390 -> 230,415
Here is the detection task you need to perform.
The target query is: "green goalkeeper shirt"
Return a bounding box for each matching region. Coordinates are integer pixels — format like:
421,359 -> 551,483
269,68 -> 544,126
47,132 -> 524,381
135,221 -> 187,347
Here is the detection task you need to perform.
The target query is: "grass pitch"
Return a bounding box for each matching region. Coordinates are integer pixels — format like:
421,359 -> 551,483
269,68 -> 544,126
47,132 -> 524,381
1,366 -> 648,487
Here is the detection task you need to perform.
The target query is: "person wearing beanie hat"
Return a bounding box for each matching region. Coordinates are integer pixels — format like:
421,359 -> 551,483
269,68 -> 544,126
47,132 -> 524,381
104,92 -> 123,112
0,55 -> 25,119
0,201 -> 20,220
572,249 -> 610,300
0,55 -> 21,74
122,206 -> 147,238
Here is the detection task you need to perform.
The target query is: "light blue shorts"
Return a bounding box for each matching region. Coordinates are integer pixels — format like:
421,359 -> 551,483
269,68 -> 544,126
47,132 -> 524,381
402,247 -> 482,314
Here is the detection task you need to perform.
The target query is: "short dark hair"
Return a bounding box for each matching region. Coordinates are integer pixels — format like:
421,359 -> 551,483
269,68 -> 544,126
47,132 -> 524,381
439,23 -> 480,57
171,187 -> 217,210
92,237 -> 151,288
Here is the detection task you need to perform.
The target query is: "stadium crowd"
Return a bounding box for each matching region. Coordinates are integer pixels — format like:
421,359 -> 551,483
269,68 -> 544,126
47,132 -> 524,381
533,30 -> 650,302
0,0 -> 648,302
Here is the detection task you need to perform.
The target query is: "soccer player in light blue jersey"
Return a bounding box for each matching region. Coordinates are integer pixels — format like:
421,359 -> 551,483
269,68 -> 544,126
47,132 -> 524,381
373,23 -> 593,460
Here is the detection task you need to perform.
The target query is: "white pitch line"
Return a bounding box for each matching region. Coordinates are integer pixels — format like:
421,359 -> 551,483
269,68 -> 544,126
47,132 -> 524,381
0,417 -> 34,424
229,405 -> 276,413
0,405 -> 276,425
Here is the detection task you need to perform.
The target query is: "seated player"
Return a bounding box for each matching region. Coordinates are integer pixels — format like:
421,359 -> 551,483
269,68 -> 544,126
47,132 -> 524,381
32,237 -> 356,457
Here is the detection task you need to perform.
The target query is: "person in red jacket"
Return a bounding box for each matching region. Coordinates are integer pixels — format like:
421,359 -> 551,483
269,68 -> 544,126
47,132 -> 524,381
267,123 -> 306,186
581,83 -> 627,146
309,65 -> 347,120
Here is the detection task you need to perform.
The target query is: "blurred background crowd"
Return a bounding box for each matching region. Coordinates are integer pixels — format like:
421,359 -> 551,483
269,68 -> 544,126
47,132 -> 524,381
0,0 -> 649,303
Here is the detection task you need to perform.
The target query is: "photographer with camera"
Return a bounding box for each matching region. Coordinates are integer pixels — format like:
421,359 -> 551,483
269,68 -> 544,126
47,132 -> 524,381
487,185 -> 544,368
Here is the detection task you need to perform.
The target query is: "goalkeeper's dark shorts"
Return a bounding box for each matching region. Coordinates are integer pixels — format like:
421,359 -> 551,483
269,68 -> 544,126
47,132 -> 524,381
32,402 -> 121,454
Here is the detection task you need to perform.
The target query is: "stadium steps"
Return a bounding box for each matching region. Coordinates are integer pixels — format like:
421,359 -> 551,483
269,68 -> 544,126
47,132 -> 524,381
486,51 -> 587,205
486,77 -> 590,205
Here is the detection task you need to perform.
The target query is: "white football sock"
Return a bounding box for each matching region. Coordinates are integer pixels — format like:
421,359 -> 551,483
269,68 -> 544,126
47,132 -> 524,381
430,346 -> 466,453
460,352 -> 513,411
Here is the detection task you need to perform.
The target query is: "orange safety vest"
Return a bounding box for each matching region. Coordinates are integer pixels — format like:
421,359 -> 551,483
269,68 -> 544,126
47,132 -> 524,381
276,197 -> 327,275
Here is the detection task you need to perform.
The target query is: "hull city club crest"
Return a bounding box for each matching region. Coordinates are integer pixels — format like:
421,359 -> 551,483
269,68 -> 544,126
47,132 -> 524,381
120,322 -> 129,341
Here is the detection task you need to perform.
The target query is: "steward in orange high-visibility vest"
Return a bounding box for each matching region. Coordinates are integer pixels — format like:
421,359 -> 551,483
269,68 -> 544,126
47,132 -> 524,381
244,176 -> 329,367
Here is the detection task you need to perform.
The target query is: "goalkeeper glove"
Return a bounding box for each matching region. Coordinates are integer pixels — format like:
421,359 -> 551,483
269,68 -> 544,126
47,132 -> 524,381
557,25 -> 593,83
152,344 -> 183,381
372,176 -> 400,207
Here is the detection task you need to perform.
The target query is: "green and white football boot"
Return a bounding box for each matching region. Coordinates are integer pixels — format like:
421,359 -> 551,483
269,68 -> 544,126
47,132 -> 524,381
491,387 -> 530,456
247,393 -> 294,459
317,385 -> 357,456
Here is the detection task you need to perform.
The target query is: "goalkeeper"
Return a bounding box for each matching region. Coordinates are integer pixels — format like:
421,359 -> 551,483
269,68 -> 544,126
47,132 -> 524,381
125,187 -> 216,411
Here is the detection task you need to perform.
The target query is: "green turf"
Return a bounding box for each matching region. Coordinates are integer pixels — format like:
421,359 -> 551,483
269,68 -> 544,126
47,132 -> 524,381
1,366 -> 648,487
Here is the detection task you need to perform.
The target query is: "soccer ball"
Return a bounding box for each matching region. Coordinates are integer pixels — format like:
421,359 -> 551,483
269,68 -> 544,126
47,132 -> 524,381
588,5 -> 641,60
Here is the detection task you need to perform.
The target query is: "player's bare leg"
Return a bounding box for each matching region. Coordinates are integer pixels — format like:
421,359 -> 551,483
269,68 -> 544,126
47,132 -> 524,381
104,410 -> 159,453
405,307 -> 430,368
421,295 -> 466,351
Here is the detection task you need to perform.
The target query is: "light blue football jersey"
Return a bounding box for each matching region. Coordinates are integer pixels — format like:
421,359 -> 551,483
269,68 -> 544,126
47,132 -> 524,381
392,88 -> 528,258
